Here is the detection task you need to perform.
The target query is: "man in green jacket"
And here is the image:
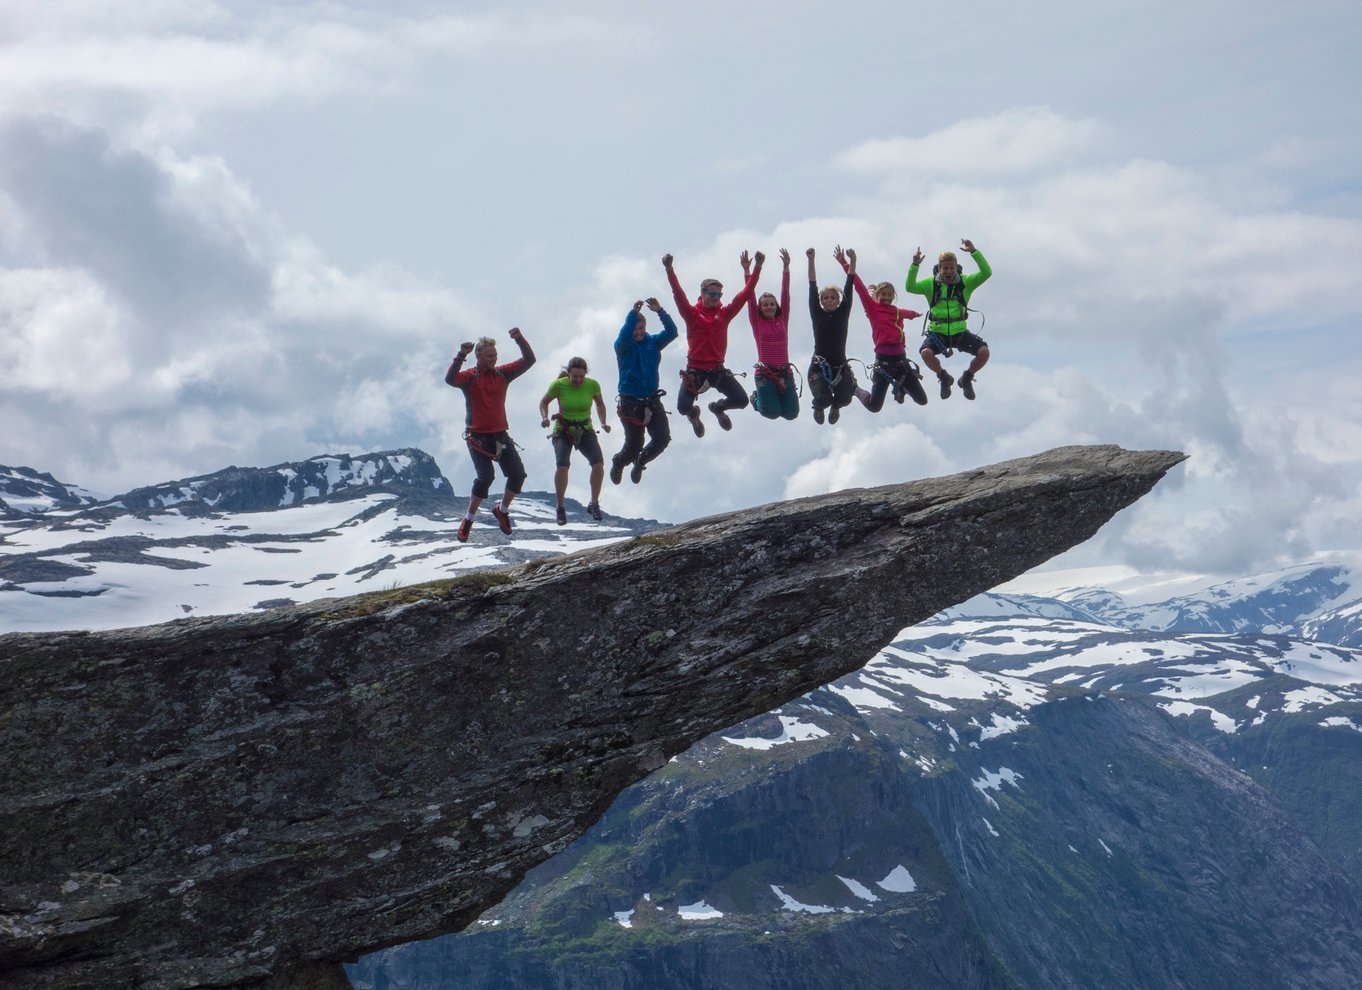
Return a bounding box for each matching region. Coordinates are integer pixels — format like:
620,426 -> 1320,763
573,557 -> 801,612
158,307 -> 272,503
905,239 -> 991,400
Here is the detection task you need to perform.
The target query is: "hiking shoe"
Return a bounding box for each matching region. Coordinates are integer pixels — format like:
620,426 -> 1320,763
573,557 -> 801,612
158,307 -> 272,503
492,503 -> 513,534
813,406 -> 825,424
588,501 -> 603,521
457,517 -> 472,543
689,412 -> 705,438
630,461 -> 645,484
938,371 -> 954,400
749,391 -> 758,408
828,404 -> 840,424
609,459 -> 624,485
959,373 -> 976,401
708,401 -> 732,431
555,504 -> 567,526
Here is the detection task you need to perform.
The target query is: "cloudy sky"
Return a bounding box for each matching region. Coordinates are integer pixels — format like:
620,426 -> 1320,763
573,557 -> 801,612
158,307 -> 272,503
2,0 -> 1360,578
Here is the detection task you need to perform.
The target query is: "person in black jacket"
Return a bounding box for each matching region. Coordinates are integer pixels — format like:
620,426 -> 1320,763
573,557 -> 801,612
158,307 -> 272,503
805,246 -> 859,424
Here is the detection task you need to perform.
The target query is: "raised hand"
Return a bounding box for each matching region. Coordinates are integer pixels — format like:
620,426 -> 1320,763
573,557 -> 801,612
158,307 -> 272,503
779,248 -> 790,269
833,244 -> 847,267
661,253 -> 674,269
806,247 -> 815,259
753,250 -> 766,268
960,238 -> 976,253
458,342 -> 474,356
740,250 -> 752,273
645,297 -> 662,312
508,327 -> 523,340
912,247 -> 924,266
634,299 -> 644,312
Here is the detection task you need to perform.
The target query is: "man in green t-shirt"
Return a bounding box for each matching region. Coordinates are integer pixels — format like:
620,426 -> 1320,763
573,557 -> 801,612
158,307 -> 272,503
539,356 -> 612,525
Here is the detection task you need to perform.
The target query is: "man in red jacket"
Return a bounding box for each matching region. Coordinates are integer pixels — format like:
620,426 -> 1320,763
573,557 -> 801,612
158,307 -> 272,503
663,250 -> 764,437
445,327 -> 536,541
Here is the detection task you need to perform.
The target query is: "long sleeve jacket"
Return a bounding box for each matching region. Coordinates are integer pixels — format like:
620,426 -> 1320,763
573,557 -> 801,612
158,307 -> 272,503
903,249 -> 991,336
808,271 -> 856,366
444,334 -> 536,434
746,268 -> 791,368
666,264 -> 763,371
614,308 -> 678,398
849,271 -> 921,357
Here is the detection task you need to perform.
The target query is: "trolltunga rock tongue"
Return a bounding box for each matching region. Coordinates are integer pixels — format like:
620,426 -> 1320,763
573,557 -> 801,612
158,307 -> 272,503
0,444 -> 1184,990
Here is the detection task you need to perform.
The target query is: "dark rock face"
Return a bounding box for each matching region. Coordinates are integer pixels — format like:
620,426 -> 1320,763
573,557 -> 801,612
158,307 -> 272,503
0,445 -> 1183,989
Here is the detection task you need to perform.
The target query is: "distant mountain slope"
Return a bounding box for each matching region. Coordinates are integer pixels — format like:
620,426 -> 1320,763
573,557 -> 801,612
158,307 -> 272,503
0,465 -> 99,517
0,449 -> 659,633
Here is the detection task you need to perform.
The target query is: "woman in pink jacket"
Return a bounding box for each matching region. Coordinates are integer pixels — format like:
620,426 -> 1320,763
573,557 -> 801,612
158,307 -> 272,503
839,247 -> 928,411
743,248 -> 798,421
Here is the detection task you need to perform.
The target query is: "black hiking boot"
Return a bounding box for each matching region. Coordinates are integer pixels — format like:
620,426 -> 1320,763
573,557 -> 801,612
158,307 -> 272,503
609,458 -> 624,485
813,405 -> 825,425
588,501 -> 603,521
689,412 -> 705,438
555,504 -> 567,526
937,370 -> 954,400
959,372 -> 976,401
708,401 -> 732,431
828,404 -> 840,424
630,461 -> 645,484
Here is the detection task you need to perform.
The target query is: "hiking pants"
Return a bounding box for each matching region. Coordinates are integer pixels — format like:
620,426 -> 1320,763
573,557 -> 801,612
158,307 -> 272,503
753,367 -> 799,421
863,355 -> 914,413
467,431 -> 526,499
677,366 -> 748,419
614,393 -> 671,468
807,358 -> 857,412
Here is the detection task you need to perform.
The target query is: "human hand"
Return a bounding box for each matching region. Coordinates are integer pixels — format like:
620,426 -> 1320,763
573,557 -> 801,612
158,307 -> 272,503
602,423 -> 612,433
645,297 -> 662,312
833,245 -> 847,266
541,417 -> 550,429
960,238 -> 976,253
508,327 -> 523,340
458,342 -> 474,356
634,299 -> 644,312
779,248 -> 790,269
846,248 -> 857,267
753,250 -> 766,268
912,247 -> 924,266
662,253 -> 674,269
740,250 -> 752,273
806,247 -> 815,259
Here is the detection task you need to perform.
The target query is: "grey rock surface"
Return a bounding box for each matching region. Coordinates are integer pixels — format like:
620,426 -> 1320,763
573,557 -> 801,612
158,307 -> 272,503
0,445 -> 1183,989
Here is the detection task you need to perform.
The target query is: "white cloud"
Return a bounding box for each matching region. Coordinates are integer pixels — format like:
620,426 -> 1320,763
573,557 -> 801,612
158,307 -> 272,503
833,107 -> 1103,178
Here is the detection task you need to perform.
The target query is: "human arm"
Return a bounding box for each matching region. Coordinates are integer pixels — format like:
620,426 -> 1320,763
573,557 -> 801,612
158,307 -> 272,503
725,250 -> 765,319
741,250 -> 759,325
904,246 -> 933,297
617,304 -> 642,355
538,382 -> 556,428
444,341 -> 475,386
653,300 -> 679,348
780,250 -> 791,318
501,327 -> 536,380
593,383 -> 611,433
963,242 -> 991,289
662,254 -> 694,321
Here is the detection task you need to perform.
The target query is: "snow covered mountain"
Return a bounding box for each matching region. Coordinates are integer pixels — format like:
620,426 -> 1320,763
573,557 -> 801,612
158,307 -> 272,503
0,449 -> 658,634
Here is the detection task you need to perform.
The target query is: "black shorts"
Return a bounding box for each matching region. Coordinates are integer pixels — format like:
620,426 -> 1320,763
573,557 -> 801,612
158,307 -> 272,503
922,330 -> 987,356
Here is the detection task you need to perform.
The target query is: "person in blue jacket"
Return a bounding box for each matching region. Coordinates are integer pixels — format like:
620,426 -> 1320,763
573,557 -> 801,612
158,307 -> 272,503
611,297 -> 678,485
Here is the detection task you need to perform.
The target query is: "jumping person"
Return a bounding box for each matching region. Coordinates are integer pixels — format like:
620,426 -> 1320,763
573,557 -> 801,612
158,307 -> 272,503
905,239 -> 992,400
744,248 -> 797,421
663,249 -> 765,437
539,357 -> 612,524
611,298 -> 677,486
840,248 -> 926,412
445,327 -> 536,542
806,246 -> 858,424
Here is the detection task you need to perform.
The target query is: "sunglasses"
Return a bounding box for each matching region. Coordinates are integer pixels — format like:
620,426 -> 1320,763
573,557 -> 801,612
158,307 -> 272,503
702,290 -> 723,298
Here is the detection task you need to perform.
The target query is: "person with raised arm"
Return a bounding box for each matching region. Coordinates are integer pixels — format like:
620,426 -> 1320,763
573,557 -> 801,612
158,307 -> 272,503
905,239 -> 992,400
663,249 -> 765,437
611,297 -> 677,486
840,247 -> 926,412
805,246 -> 858,424
444,327 -> 536,542
744,248 -> 798,421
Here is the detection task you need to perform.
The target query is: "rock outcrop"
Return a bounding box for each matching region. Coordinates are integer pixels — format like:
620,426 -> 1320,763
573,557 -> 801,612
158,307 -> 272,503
0,445 -> 1184,989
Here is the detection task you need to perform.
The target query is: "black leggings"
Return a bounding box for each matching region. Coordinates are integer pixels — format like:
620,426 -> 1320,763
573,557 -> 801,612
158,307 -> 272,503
807,358 -> 858,411
614,394 -> 671,467
862,355 -> 918,413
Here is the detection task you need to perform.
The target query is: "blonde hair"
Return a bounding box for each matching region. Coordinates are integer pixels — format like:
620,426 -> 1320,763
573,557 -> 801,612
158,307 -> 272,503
938,251 -> 959,266
819,285 -> 843,300
473,336 -> 497,358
